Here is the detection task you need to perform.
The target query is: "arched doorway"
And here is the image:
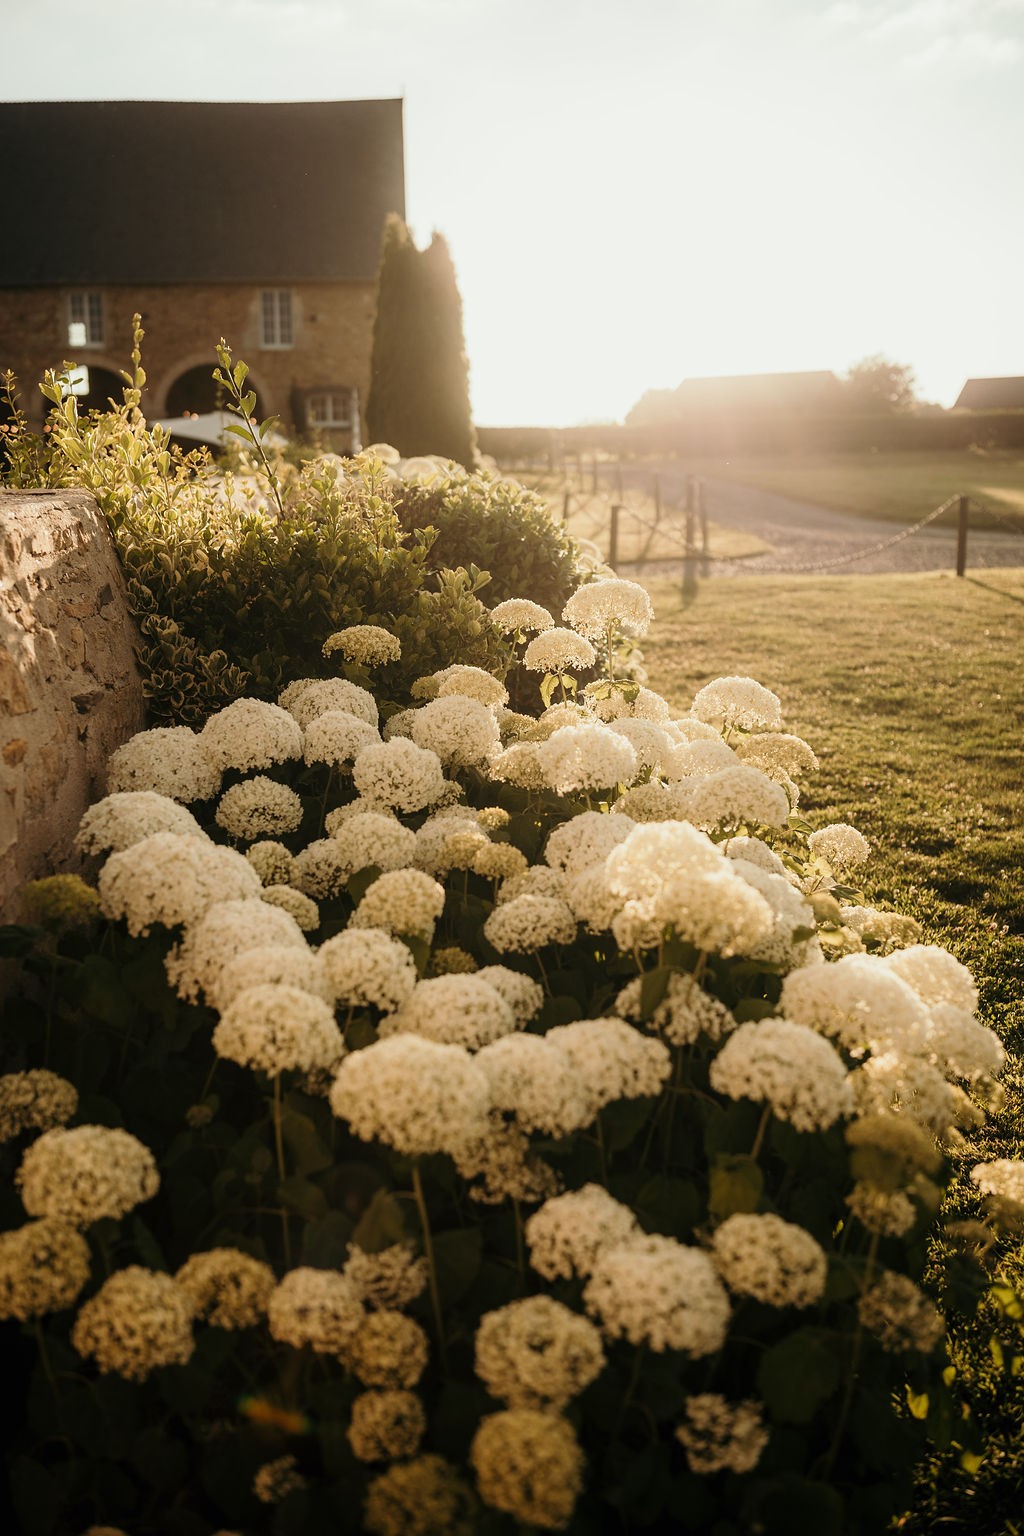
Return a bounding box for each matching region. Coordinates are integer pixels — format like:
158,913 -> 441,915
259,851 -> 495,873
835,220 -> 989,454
75,366 -> 125,415
165,363 -> 265,420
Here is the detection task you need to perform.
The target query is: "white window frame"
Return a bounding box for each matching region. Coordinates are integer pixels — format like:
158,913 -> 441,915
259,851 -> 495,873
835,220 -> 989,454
68,291 -> 104,348
260,289 -> 295,349
306,389 -> 354,429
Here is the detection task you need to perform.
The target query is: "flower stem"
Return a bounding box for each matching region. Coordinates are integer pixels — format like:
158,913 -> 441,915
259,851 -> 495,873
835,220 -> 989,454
412,1160 -> 448,1375
272,1073 -> 292,1269
750,1104 -> 772,1161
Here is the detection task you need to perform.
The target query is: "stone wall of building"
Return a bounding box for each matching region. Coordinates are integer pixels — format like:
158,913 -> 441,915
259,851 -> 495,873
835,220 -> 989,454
0,489 -> 144,918
0,279 -> 376,436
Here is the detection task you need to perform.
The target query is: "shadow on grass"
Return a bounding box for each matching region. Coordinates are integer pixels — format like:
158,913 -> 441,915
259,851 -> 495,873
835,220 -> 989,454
964,575 -> 1024,606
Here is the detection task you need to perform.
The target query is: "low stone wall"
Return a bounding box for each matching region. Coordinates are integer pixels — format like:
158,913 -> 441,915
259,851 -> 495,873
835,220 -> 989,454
1,489 -> 145,918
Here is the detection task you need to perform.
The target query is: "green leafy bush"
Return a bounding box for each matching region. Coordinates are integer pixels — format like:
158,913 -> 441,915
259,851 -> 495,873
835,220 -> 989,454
392,467 -> 580,616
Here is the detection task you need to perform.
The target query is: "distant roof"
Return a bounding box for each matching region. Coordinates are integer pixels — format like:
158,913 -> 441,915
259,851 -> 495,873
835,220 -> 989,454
954,377 -> 1024,410
673,371 -> 843,409
0,99 -> 405,287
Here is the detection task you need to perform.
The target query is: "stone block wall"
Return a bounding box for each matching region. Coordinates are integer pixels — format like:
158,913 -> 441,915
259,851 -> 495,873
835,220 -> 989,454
1,489 -> 145,918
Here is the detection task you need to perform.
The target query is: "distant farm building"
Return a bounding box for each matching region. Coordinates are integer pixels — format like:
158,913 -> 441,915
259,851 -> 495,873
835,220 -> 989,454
0,99 -> 406,449
954,377 -> 1024,410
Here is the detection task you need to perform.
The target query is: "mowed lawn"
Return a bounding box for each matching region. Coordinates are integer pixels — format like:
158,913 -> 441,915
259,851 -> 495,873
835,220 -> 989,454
642,568 -> 1024,1531
672,449 -> 1024,526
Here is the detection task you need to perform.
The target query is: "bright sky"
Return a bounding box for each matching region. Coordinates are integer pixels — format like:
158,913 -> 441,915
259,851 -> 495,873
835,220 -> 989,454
3,0 -> 1022,425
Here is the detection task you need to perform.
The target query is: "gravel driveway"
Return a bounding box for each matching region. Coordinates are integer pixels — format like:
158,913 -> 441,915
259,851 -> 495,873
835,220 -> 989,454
614,466 -> 1024,577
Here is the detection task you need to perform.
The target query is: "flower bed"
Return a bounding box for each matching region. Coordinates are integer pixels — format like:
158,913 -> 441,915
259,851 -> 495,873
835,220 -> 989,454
2,576 -> 1020,1536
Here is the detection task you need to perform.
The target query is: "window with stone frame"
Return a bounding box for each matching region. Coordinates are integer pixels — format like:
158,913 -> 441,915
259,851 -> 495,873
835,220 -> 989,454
67,291 -> 104,348
260,289 -> 295,349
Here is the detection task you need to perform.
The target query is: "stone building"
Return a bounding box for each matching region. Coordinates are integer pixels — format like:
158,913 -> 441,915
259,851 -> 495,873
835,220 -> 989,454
0,99 -> 406,449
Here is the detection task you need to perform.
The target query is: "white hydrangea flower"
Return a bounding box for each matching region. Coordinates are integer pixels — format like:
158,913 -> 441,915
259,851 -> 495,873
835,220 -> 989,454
605,716 -> 676,773
838,906 -> 922,953
475,1035 -> 592,1136
545,1018 -> 671,1113
261,885 -> 320,931
363,1456 -> 478,1536
615,973 -> 736,1047
413,813 -> 488,876
474,965 -> 544,1025
165,897 -> 307,1004
807,822 -> 870,869
267,1266 -> 365,1355
522,627 -> 597,672
0,1219 -> 91,1320
213,943 -> 333,1011
174,1248 -> 276,1328
711,1213 -> 828,1308
483,894 -> 577,953
845,1183 -> 917,1237
318,928 -> 418,1013
348,1389 -> 426,1462
472,843 -> 529,881
72,1267 -> 194,1380
496,863 -> 569,907
245,839 -> 295,886
329,1036 -> 491,1156
613,781 -> 692,822
709,1018 -> 854,1131
17,1125 -> 158,1227
471,1409 -> 584,1531
665,716 -> 724,745
410,696 -> 501,770
77,791 -> 207,856
347,1309 -> 431,1386
545,810 -> 636,882
330,811 -> 418,875
353,737 -> 447,813
884,944 -> 979,1013
663,737 -> 739,780
200,698 -> 304,773
322,625 -> 401,665
212,984 -> 345,1076
303,709 -> 381,768
215,776 -> 303,840
99,832 -> 262,935
583,682 -> 670,723
0,1070 -> 78,1143
536,722 -> 638,795
434,664 -> 509,708
563,578 -> 654,640
474,1295 -> 605,1409
688,765 -> 791,831
488,742 -> 547,789
343,1244 -> 428,1310
253,1454 -> 308,1505
525,1186 -> 639,1283
857,1271 -> 944,1353
691,676 -> 782,734
724,835 -> 790,877
729,858 -> 817,967
584,1234 -> 731,1355
291,838 -> 353,899
676,1395 -> 769,1475
287,677 -> 378,729
381,975 -> 518,1051
850,1051 -> 957,1134
350,869 -> 446,939
780,953 -> 929,1056
736,732 -> 819,777
489,598 -> 554,634
454,1113 -> 561,1206
105,726 -> 222,802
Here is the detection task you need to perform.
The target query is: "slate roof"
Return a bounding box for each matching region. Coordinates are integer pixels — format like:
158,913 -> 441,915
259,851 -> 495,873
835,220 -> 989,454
0,99 -> 405,287
954,377 -> 1024,410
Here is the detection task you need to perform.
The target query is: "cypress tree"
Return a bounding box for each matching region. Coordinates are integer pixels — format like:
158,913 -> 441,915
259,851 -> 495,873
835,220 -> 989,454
365,217 -> 476,465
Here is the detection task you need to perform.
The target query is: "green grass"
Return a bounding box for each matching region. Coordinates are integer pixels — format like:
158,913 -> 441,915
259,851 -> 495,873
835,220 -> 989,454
670,449 -> 1024,527
642,568 -> 1024,1531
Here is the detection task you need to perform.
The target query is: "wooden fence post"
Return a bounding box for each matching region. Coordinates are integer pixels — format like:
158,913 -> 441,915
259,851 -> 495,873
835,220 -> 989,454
699,478 -> 709,553
685,475 -> 696,552
562,487 -> 571,526
956,495 -> 969,577
608,504 -> 621,571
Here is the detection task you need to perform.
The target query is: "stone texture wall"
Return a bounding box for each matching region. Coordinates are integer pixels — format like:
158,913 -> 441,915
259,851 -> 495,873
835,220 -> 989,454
0,489 -> 145,918
0,279 -> 376,436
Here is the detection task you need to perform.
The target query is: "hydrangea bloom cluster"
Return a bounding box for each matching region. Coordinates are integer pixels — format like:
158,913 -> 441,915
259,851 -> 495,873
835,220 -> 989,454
0,1070 -> 78,1142
17,1125 -> 159,1227
72,1267 -> 194,1380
